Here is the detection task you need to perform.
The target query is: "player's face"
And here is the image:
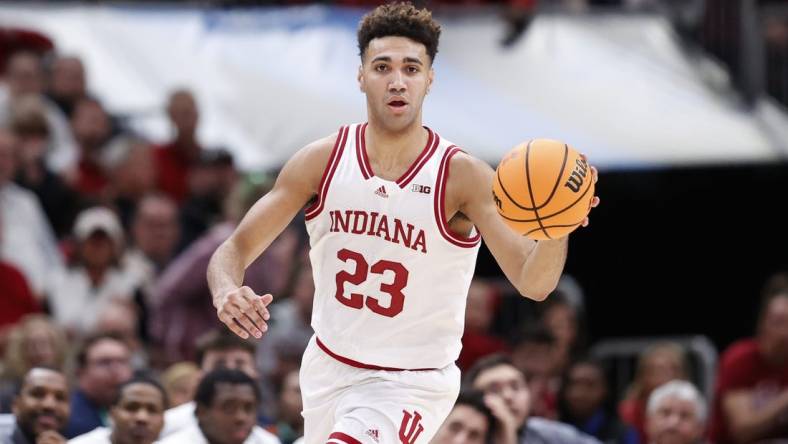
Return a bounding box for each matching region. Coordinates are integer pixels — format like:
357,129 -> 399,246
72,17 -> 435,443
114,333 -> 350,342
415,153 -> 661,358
472,364 -> 530,427
110,383 -> 165,444
431,405 -> 489,444
645,396 -> 703,444
358,36 -> 433,133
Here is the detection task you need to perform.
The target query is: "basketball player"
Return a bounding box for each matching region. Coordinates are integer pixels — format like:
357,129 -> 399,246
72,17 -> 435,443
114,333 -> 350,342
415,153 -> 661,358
207,4 -> 598,444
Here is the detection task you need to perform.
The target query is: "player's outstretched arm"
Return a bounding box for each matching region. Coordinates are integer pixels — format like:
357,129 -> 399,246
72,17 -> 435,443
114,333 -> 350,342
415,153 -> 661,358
207,133 -> 337,338
450,152 -> 595,301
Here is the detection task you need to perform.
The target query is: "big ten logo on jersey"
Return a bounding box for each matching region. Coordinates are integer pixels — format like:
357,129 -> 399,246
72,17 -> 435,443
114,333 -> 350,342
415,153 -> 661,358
410,183 -> 431,194
399,410 -> 424,444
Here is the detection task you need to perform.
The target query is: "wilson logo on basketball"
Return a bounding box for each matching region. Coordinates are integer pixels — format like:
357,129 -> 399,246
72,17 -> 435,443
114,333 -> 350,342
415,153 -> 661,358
399,410 -> 424,444
564,158 -> 588,193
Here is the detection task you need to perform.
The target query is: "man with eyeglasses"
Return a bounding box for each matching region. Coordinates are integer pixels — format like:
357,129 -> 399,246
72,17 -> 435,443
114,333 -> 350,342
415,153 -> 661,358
63,334 -> 132,439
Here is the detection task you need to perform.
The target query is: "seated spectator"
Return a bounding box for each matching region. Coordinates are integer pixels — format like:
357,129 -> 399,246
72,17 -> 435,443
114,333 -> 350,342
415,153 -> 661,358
2,367 -> 70,444
274,369 -> 302,444
70,98 -> 113,198
46,55 -> 87,119
154,89 -> 202,204
68,376 -> 166,444
0,258 -> 39,333
431,390 -> 496,444
510,325 -> 559,420
158,369 -> 280,444
645,381 -> 706,444
150,177 -> 297,364
63,334 -> 132,439
540,291 -> 588,380
101,137 -> 157,230
457,278 -> 508,372
48,207 -> 136,335
466,354 -> 602,444
93,301 -> 146,371
0,127 -> 64,298
0,316 -> 67,413
0,51 -> 77,176
126,193 -> 179,279
709,277 -> 788,444
10,95 -> 81,238
558,358 -> 639,444
160,362 -> 200,409
160,330 -> 276,438
619,342 -> 688,443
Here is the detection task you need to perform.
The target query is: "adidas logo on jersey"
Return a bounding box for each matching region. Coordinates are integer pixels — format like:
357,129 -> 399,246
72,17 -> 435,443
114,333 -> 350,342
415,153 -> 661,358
374,185 -> 389,198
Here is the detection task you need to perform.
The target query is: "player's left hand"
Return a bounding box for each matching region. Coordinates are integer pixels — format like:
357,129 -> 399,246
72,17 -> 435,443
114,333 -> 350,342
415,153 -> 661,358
580,154 -> 600,228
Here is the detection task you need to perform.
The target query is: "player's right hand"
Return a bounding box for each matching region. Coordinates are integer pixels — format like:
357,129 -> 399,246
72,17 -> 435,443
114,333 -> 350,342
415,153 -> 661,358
215,286 -> 273,339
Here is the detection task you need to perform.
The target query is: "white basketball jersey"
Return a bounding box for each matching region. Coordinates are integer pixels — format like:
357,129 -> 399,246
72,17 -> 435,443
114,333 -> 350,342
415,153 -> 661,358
304,123 -> 481,370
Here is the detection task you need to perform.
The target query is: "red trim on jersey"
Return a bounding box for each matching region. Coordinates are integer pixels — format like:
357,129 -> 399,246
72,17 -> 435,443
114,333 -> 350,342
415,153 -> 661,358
396,128 -> 439,188
356,123 -> 440,187
356,123 -> 373,179
328,432 -> 362,444
433,146 -> 482,248
304,126 -> 349,221
316,337 -> 437,372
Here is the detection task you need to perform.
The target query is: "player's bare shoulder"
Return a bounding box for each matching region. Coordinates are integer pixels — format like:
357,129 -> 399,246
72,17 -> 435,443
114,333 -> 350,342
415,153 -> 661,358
278,130 -> 343,199
444,149 -> 496,214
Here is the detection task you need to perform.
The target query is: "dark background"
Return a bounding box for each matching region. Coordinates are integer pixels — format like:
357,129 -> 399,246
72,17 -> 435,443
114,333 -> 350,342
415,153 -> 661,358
475,162 -> 788,351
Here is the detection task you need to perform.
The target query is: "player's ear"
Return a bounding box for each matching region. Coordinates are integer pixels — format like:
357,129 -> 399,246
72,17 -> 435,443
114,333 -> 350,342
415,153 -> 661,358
427,67 -> 434,94
358,65 -> 365,93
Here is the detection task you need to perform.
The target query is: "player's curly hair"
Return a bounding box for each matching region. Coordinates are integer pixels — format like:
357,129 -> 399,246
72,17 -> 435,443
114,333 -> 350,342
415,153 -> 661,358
357,2 -> 442,63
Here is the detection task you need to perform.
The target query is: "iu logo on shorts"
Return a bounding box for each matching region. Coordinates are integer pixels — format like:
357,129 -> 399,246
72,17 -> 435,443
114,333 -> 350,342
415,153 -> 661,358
399,410 -> 424,444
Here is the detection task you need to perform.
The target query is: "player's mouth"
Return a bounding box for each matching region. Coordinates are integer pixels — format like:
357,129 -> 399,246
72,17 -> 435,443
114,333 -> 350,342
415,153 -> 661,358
387,98 -> 408,113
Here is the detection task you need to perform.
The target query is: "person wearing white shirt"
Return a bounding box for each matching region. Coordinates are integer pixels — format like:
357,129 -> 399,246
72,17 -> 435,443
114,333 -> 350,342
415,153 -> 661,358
158,369 -> 279,444
69,376 -> 166,444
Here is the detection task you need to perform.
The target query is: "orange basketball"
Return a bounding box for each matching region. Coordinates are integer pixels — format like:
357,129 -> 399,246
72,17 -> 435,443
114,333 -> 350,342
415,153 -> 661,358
492,139 -> 595,240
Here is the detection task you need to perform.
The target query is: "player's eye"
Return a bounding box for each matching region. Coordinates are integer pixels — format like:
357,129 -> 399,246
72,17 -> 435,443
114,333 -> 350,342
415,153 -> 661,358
375,65 -> 388,72
407,66 -> 419,73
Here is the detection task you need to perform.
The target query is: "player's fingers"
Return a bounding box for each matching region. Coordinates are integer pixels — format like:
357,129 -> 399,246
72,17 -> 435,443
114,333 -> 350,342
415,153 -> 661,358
228,304 -> 263,338
581,217 -> 589,227
235,295 -> 267,334
590,165 -> 598,182
252,293 -> 273,321
218,311 -> 251,339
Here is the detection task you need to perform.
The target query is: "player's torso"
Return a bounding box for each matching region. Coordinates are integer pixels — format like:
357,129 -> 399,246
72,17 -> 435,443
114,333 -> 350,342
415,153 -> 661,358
304,123 -> 481,369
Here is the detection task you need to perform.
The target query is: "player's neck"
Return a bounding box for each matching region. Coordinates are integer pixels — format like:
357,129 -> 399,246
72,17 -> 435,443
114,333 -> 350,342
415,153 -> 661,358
364,120 -> 428,171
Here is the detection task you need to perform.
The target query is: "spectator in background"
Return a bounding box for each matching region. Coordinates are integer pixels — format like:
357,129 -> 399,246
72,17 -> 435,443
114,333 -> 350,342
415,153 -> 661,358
159,369 -> 280,444
0,316 -> 67,413
256,259 -> 314,389
63,334 -> 133,439
154,89 -> 202,204
48,207 -> 136,336
160,329 -> 277,439
150,176 -> 297,364
645,381 -> 706,444
541,291 -> 588,381
101,137 -> 157,229
70,97 -> 113,198
1,368 -> 70,444
431,390 -> 496,444
0,127 -> 64,298
466,354 -> 601,444
10,95 -> 81,238
709,275 -> 788,444
0,232 -> 40,332
46,55 -> 87,119
457,278 -> 508,372
178,149 -> 237,250
274,369 -> 302,444
619,343 -> 688,444
69,376 -> 166,444
558,358 -> 639,444
510,325 -> 559,420
0,51 -> 77,175
160,362 -> 200,409
93,301 -> 146,371
128,193 -> 180,275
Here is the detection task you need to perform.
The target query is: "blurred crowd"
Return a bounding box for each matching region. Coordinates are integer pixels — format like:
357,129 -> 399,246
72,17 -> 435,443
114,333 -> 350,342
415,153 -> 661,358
1,2 -> 788,443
